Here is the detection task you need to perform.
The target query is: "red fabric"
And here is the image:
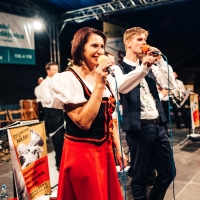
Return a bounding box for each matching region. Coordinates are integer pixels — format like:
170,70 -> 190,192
57,138 -> 123,200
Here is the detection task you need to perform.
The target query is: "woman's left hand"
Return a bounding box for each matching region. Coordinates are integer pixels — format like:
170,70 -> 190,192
95,59 -> 112,82
116,150 -> 128,171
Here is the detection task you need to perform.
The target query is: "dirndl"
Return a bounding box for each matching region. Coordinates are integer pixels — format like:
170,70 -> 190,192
57,137 -> 123,200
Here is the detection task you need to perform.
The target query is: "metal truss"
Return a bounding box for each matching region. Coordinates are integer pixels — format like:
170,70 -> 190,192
0,1 -> 32,17
60,0 -> 185,23
0,0 -> 53,22
98,15 -> 130,28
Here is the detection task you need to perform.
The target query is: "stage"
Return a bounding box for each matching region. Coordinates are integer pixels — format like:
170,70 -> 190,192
1,124 -> 200,200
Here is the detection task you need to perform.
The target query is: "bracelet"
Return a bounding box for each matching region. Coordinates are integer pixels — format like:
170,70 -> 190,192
116,147 -> 125,152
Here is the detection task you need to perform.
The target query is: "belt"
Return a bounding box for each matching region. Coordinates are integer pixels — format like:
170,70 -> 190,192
141,118 -> 160,124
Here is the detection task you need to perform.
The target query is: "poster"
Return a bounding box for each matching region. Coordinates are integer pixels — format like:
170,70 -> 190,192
190,94 -> 199,129
7,122 -> 51,200
0,12 -> 35,64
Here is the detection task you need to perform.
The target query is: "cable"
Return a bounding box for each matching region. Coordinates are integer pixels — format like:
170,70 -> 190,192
162,54 -> 176,200
113,76 -> 127,200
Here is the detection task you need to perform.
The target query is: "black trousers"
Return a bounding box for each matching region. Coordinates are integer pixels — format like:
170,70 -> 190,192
38,102 -> 45,121
172,101 -> 190,128
126,123 -> 176,199
44,108 -> 65,168
162,100 -> 170,133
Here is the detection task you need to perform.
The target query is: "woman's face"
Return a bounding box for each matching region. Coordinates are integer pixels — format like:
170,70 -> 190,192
83,33 -> 105,69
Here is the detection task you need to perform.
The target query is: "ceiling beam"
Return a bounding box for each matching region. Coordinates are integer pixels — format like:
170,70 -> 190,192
0,1 -> 32,17
0,0 -> 53,22
98,15 -> 130,28
60,0 -> 186,23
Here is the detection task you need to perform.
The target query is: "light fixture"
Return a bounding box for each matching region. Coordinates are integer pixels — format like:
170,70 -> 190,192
33,19 -> 43,31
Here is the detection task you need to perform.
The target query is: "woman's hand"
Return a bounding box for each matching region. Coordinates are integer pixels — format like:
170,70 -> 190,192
95,59 -> 112,86
115,150 -> 128,171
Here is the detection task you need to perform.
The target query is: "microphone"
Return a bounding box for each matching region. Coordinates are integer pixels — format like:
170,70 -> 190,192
142,45 -> 162,56
97,55 -> 115,77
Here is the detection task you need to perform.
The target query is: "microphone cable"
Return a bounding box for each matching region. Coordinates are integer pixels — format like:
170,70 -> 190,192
162,54 -> 176,200
113,75 -> 127,200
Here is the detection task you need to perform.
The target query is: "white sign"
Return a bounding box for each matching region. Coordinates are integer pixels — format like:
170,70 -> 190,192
0,12 -> 35,64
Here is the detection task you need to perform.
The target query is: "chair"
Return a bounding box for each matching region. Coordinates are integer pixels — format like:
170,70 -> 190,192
32,100 -> 39,119
19,100 -> 38,120
0,110 -> 11,126
8,109 -> 27,122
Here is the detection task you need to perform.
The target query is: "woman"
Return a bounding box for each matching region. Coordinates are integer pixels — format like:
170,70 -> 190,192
50,27 -> 127,200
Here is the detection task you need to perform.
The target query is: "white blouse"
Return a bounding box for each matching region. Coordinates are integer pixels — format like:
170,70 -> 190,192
49,70 -> 118,119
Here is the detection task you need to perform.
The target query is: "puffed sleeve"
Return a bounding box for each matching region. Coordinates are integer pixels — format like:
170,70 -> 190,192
49,71 -> 87,108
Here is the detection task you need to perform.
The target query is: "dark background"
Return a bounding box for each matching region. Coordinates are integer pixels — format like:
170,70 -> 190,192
0,0 -> 200,105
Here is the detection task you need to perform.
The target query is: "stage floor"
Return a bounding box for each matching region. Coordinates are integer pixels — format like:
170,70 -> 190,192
1,124 -> 200,200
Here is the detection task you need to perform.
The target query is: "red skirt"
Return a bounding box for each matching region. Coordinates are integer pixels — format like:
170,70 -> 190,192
57,138 -> 123,200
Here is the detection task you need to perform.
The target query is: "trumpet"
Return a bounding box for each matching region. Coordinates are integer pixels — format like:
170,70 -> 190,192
169,93 -> 181,109
173,89 -> 183,102
169,90 -> 191,109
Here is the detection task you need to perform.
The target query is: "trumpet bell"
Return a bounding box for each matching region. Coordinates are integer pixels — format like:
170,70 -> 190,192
29,129 -> 44,147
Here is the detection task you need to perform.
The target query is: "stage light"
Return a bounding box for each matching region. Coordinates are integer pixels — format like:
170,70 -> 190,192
33,20 -> 43,31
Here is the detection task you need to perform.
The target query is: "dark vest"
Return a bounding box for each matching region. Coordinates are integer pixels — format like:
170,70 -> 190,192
119,61 -> 167,131
64,68 -> 116,146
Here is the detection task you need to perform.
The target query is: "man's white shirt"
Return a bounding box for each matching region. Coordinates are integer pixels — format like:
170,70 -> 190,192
39,76 -> 54,108
111,57 -> 176,120
34,85 -> 43,103
173,79 -> 186,99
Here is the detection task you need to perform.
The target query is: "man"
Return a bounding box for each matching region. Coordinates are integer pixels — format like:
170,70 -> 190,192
112,27 -> 176,200
39,62 -> 65,171
173,72 -> 185,100
171,71 -> 189,128
34,77 -> 45,121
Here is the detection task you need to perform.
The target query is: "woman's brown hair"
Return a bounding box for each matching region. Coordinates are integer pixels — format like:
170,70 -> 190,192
71,27 -> 107,66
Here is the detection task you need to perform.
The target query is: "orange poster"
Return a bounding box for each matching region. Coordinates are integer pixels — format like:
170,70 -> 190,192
7,122 -> 51,200
190,94 -> 200,129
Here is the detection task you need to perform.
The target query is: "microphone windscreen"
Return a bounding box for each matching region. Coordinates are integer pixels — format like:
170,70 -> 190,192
98,55 -> 109,65
97,54 -> 115,77
142,45 -> 150,53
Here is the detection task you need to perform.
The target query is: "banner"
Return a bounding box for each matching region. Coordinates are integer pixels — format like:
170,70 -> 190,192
190,94 -> 199,129
7,122 -> 51,199
105,37 -> 125,65
0,12 -> 35,64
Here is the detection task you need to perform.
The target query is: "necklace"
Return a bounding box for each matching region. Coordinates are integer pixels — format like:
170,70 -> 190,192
88,74 -> 96,81
87,75 -> 107,90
